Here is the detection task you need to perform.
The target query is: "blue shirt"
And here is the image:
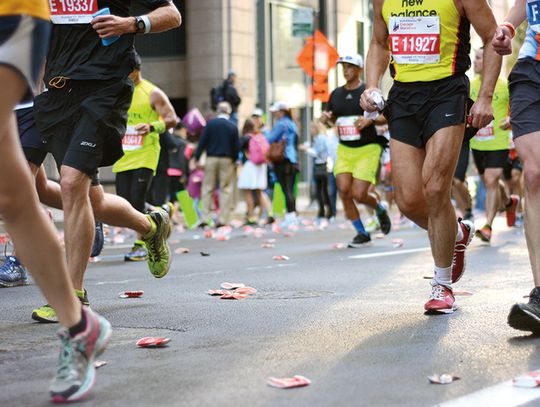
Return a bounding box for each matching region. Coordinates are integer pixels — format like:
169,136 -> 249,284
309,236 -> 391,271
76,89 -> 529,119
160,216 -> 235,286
519,0 -> 540,61
268,117 -> 298,164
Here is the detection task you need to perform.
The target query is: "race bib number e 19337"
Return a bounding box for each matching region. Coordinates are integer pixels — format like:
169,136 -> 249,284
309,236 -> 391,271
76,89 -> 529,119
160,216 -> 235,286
49,0 -> 98,24
336,116 -> 361,141
388,16 -> 440,64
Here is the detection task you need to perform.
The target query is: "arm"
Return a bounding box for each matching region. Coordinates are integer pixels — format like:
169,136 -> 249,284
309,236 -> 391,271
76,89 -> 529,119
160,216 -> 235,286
194,126 -> 208,161
360,0 -> 390,112
492,0 -> 527,55
463,0 -> 503,129
267,121 -> 284,144
91,1 -> 181,39
151,88 -> 177,130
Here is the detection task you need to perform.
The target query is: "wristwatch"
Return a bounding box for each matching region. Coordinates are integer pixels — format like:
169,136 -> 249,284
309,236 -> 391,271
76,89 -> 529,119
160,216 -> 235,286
135,16 -> 146,34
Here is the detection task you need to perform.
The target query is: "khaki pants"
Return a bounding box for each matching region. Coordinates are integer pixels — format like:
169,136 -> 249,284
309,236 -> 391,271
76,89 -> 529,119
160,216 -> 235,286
201,156 -> 236,224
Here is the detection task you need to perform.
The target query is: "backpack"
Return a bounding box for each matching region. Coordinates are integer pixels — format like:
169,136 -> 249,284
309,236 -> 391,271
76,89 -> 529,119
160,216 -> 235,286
248,133 -> 270,165
210,82 -> 227,111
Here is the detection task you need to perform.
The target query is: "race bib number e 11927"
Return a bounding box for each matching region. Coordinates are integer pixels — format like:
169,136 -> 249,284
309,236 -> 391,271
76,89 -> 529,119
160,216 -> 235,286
122,126 -> 144,152
49,0 -> 98,24
388,16 -> 440,64
336,116 -> 361,141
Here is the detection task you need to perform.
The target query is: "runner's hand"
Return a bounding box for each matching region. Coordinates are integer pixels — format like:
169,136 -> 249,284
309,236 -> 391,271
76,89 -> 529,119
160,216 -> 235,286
499,117 -> 511,131
355,116 -> 374,131
91,15 -> 135,38
135,124 -> 151,136
360,88 -> 382,113
492,26 -> 513,56
469,96 -> 494,129
320,111 -> 333,125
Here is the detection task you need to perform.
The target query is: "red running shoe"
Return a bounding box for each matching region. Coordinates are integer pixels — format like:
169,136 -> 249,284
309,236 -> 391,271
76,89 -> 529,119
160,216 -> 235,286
424,282 -> 456,314
475,225 -> 492,243
506,195 -> 520,227
451,219 -> 475,283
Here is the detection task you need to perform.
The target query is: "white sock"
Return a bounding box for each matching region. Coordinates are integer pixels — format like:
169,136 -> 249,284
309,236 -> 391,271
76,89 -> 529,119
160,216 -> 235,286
434,265 -> 452,288
456,221 -> 464,242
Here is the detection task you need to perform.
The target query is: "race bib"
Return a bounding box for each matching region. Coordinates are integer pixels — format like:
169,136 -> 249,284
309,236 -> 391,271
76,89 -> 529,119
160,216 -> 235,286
49,0 -> 98,24
474,122 -> 495,142
528,0 -> 540,33
122,126 -> 144,152
388,16 -> 440,64
336,116 -> 361,141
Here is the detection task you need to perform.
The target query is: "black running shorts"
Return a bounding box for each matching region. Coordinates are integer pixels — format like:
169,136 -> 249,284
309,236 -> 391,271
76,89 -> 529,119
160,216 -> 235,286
34,78 -> 133,178
454,140 -> 470,182
509,58 -> 540,139
471,149 -> 509,175
16,106 -> 47,167
503,157 -> 523,181
386,75 -> 469,148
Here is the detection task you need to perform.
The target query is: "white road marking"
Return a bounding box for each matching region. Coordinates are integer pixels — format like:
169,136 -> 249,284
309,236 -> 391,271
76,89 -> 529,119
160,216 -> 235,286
436,379 -> 540,407
349,247 -> 431,260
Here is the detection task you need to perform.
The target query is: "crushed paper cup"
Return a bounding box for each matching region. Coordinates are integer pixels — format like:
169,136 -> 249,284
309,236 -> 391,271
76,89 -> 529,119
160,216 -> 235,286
207,289 -> 228,296
267,375 -> 311,389
175,247 -> 190,254
392,238 -> 404,248
283,232 -> 295,238
220,292 -> 248,300
261,243 -> 275,249
200,252 -> 211,257
332,243 -> 346,250
136,337 -> 171,348
271,224 -> 282,234
514,370 -> 540,388
203,230 -> 214,239
273,255 -> 290,261
243,226 -> 254,234
428,374 -> 459,384
234,287 -> 257,295
216,235 -> 230,241
221,282 -> 246,290
118,291 -> 144,299
94,360 -> 107,369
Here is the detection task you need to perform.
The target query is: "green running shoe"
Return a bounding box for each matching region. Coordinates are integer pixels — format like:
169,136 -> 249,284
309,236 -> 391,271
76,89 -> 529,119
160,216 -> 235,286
32,289 -> 90,323
143,209 -> 171,278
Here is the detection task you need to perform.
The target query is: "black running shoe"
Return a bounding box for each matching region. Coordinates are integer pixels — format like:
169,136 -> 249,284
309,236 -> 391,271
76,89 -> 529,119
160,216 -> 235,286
376,209 -> 391,235
90,221 -> 104,258
508,287 -> 540,335
348,232 -> 371,248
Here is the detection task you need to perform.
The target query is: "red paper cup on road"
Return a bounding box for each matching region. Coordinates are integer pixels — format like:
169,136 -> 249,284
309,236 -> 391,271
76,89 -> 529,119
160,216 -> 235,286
234,287 -> 257,295
273,255 -> 290,261
332,243 -> 346,249
267,375 -> 311,389
119,291 -> 144,299
221,282 -> 245,290
207,289 -> 228,296
261,243 -> 275,249
136,337 -> 171,348
220,293 -> 248,300
514,371 -> 540,387
175,247 -> 190,254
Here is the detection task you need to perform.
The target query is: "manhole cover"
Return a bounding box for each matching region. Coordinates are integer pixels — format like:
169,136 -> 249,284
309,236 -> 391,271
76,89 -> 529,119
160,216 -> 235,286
252,290 -> 334,300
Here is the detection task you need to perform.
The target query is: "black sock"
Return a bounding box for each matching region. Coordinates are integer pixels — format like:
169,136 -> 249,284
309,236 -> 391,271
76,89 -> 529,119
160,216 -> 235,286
69,306 -> 87,338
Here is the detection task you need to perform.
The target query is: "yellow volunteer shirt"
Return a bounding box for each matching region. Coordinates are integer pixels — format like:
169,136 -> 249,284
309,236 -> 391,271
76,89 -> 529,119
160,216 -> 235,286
0,0 -> 49,20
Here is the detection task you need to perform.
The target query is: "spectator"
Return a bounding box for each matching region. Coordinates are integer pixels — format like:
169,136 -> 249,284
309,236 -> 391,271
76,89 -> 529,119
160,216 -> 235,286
267,101 -> 299,227
212,71 -> 242,125
195,102 -> 240,227
237,118 -> 274,225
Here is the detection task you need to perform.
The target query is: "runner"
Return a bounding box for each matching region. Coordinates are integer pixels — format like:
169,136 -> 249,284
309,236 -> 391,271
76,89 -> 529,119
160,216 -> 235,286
112,55 -> 177,262
452,139 -> 474,222
503,125 -> 525,227
0,1 -> 112,402
31,0 -> 181,322
492,0 -> 540,333
321,54 -> 391,247
469,49 -> 517,243
362,0 -> 501,313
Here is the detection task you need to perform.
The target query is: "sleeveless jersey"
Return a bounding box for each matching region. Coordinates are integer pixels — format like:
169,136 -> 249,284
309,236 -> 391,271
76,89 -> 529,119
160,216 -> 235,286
382,0 -> 471,82
469,77 -> 510,151
519,0 -> 540,61
113,79 -> 162,174
0,0 -> 49,20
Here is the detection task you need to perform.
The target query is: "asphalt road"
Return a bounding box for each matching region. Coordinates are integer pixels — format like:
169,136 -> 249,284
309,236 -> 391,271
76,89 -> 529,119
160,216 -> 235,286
1,215 -> 540,407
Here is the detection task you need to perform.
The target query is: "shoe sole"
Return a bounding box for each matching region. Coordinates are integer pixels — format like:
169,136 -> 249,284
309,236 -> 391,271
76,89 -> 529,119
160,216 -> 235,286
475,231 -> 491,243
124,257 -> 148,262
508,304 -> 540,334
0,280 -> 29,288
424,305 -> 458,315
347,242 -> 371,248
31,312 -> 58,323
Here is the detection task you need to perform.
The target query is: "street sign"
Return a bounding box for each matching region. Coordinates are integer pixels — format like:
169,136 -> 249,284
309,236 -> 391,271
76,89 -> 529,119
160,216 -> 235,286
292,8 -> 313,38
296,30 -> 339,102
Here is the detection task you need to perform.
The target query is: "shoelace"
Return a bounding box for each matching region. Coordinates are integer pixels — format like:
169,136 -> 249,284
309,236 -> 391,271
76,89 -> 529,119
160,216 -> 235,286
56,333 -> 74,379
429,284 -> 446,301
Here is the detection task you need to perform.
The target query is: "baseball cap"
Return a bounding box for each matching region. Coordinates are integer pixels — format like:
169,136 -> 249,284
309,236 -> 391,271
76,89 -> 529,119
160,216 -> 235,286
269,101 -> 289,112
251,108 -> 264,117
337,54 -> 364,68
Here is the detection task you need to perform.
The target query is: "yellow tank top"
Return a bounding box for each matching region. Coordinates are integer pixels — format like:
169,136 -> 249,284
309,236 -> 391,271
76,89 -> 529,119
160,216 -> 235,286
382,0 -> 471,82
113,79 -> 162,174
0,0 -> 49,20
